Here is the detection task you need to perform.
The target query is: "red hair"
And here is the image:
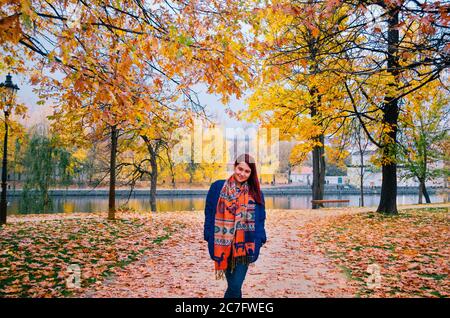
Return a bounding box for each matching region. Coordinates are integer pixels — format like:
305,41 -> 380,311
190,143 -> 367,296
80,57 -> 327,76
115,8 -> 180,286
234,153 -> 264,206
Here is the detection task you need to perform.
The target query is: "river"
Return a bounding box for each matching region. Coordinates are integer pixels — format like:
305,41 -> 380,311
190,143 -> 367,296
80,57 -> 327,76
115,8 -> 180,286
6,193 -> 447,215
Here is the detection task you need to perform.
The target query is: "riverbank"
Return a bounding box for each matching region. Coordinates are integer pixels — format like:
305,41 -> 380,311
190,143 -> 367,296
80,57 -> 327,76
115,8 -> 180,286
1,202 -> 448,297
6,185 -> 447,197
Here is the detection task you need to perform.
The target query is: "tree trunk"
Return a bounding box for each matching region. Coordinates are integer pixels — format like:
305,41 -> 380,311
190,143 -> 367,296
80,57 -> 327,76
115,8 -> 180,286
169,162 -> 176,189
377,7 -> 400,215
418,181 -> 423,204
149,148 -> 158,212
423,184 -> 431,203
108,125 -> 118,220
309,86 -> 326,209
189,162 -> 194,184
288,165 -> 292,183
319,134 -> 326,195
422,146 -> 431,203
312,135 -> 326,209
360,152 -> 364,207
420,179 -> 431,203
141,136 -> 159,212
165,148 -> 176,188
377,161 -> 398,214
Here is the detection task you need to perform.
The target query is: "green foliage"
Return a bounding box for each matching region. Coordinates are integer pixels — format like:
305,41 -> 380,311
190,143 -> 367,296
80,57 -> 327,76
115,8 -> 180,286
398,88 -> 449,186
326,162 -> 347,176
18,132 -> 79,213
20,133 -> 54,213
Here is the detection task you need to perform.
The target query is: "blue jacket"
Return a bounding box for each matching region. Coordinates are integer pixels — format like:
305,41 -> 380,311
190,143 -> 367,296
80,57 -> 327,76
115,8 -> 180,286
203,179 -> 267,263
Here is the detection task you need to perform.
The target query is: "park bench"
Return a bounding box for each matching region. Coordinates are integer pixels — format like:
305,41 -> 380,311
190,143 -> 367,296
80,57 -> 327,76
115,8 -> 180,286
311,199 -> 350,206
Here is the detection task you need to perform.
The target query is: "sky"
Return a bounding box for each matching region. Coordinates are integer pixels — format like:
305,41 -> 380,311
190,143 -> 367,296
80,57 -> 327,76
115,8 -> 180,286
2,72 -> 278,167
1,71 -> 255,131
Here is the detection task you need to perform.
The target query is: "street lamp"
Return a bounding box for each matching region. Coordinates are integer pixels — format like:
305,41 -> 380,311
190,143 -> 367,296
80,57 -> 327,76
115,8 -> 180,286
0,73 -> 19,225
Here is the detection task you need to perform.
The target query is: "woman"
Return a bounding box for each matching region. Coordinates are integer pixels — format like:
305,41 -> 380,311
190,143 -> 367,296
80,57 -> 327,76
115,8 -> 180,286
203,153 -> 267,298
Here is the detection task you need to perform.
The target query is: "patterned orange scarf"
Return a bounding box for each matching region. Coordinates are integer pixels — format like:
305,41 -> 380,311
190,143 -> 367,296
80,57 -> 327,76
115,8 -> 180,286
213,175 -> 256,280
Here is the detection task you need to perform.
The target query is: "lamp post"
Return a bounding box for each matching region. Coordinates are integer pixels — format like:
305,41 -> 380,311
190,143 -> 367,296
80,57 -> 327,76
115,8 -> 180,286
0,73 -> 19,225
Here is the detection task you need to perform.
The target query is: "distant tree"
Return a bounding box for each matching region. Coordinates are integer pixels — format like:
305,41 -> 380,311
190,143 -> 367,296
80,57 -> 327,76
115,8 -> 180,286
19,129 -> 81,213
398,83 -> 450,204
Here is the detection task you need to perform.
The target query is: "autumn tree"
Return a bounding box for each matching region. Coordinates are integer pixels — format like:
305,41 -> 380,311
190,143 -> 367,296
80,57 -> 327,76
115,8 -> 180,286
398,81 -> 449,203
117,105 -> 187,212
17,1 -> 196,219
240,1 -> 354,208
4,0 -> 253,217
19,126 -> 80,213
351,119 -> 371,206
338,0 -> 449,213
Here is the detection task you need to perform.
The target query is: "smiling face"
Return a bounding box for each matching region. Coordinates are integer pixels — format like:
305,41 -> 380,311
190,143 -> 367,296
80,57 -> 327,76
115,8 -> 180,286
233,161 -> 252,184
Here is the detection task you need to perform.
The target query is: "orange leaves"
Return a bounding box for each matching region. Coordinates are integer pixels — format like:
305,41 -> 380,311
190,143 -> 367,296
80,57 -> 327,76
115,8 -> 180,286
311,26 -> 320,38
0,14 -> 22,44
153,78 -> 163,90
403,249 -> 419,257
300,59 -> 308,69
419,20 -> 436,35
324,0 -> 342,11
29,70 -> 42,85
303,207 -> 450,297
0,213 -> 177,297
142,37 -> 159,61
117,52 -> 133,76
73,77 -> 87,92
19,0 -> 33,17
325,145 -> 349,168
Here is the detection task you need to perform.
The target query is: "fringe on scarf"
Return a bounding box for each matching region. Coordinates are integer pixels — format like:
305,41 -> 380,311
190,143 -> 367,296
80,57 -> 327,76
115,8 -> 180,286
215,255 -> 252,280
230,255 -> 252,272
215,270 -> 226,280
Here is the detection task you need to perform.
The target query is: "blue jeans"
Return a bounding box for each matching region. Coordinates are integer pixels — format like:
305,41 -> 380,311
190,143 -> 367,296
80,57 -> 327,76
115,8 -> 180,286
224,262 -> 249,298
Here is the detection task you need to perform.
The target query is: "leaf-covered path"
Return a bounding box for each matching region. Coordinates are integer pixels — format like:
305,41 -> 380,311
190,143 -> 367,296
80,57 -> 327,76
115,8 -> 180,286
81,207 -> 371,298
81,203 -> 449,298
5,203 -> 448,298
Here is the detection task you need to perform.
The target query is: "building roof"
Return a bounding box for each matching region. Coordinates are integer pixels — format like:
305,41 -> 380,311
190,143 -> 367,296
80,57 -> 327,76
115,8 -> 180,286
291,166 -> 313,174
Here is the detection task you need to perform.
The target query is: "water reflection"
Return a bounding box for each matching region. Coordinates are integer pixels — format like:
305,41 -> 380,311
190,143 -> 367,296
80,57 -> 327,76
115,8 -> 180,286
7,193 -> 446,215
